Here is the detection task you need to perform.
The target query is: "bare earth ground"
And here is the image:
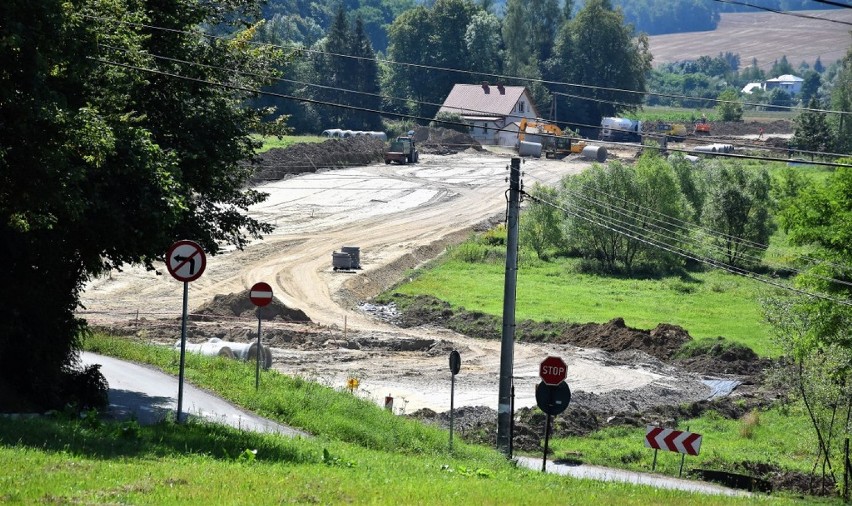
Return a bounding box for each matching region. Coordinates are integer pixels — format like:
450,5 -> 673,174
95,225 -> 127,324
80,141 -> 728,418
648,10 -> 852,71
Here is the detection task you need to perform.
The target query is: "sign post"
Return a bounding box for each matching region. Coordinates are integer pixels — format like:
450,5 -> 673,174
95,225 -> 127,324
166,240 -> 207,423
644,425 -> 703,476
537,356 -> 570,472
449,350 -> 461,450
249,282 -> 273,390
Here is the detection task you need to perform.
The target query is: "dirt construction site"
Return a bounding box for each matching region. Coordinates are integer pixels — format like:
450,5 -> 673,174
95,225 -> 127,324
80,126 -> 781,437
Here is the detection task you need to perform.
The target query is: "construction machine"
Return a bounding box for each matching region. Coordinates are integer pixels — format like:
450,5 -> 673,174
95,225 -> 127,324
517,118 -> 586,159
655,122 -> 688,141
383,136 -> 419,164
693,117 -> 711,136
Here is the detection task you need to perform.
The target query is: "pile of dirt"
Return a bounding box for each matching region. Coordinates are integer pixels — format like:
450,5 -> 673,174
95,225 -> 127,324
557,318 -> 691,361
191,290 -> 312,323
411,126 -> 482,155
713,119 -> 793,136
250,137 -> 385,183
384,294 -> 693,361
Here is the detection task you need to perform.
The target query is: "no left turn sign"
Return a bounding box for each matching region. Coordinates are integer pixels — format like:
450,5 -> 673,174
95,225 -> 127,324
166,240 -> 207,282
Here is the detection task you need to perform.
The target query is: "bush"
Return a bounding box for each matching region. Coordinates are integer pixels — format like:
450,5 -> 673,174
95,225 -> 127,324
430,112 -> 469,133
60,364 -> 109,412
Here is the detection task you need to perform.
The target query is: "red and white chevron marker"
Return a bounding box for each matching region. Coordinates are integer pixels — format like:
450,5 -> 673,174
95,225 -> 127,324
644,426 -> 703,456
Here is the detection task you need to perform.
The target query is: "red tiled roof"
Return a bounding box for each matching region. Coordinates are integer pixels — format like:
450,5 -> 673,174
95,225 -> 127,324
438,84 -> 535,117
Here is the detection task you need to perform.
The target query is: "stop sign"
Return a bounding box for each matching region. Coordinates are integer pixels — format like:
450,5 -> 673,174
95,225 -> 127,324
249,282 -> 274,307
540,356 -> 567,385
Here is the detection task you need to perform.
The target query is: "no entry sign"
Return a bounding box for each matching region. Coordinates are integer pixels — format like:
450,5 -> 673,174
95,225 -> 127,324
166,240 -> 207,282
250,282 -> 274,307
539,356 -> 567,386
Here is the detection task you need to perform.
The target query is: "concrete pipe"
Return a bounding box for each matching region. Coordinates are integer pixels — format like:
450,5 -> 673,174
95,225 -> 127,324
581,145 -> 607,162
177,338 -> 272,370
518,141 -> 542,158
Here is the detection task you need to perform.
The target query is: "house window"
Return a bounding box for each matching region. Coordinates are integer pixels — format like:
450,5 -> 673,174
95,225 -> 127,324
517,101 -> 525,113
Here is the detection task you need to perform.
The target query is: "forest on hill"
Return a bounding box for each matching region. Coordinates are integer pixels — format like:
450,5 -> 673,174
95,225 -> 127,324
256,0 -> 843,52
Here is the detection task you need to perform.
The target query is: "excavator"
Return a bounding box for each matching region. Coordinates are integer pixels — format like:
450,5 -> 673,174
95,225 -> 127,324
517,118 -> 586,159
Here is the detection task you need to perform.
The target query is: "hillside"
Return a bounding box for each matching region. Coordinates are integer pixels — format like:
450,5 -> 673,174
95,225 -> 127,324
647,10 -> 852,70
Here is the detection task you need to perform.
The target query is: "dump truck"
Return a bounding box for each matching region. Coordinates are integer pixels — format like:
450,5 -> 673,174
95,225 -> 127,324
383,136 -> 419,164
517,118 -> 586,159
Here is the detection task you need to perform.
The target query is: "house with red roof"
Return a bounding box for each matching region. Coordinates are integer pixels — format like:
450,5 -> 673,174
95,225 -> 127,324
437,82 -> 539,146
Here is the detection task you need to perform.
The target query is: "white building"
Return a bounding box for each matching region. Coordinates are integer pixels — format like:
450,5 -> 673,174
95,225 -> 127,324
437,83 -> 539,146
742,74 -> 804,95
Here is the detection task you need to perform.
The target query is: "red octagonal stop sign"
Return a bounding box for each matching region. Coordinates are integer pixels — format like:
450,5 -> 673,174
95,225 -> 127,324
540,356 -> 567,386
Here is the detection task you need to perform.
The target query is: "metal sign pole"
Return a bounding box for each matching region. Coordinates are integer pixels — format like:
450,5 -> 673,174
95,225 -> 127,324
176,281 -> 189,423
542,414 -> 552,472
449,372 -> 455,451
255,310 -> 262,390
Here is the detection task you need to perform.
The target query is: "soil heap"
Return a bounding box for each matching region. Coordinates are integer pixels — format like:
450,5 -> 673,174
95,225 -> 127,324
411,126 -> 482,155
191,290 -> 311,323
250,136 -> 385,183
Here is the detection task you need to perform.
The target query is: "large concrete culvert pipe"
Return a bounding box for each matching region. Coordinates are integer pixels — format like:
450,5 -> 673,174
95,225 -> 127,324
177,338 -> 273,370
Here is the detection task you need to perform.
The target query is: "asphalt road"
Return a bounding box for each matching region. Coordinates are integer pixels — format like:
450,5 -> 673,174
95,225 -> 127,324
515,456 -> 749,498
82,352 -> 747,497
80,352 -> 307,437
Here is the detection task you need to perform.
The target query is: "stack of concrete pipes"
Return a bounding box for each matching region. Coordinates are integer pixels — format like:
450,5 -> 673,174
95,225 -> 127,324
176,338 -> 272,370
691,144 -> 734,154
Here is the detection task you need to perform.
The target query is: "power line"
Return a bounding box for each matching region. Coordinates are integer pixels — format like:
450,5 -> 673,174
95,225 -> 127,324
81,13 -> 852,118
709,0 -> 852,26
89,56 -> 852,168
99,42 -> 850,161
524,191 -> 852,307
810,0 -> 852,8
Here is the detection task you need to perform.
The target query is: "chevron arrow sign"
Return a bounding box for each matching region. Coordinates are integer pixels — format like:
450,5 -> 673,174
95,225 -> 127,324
644,426 -> 703,456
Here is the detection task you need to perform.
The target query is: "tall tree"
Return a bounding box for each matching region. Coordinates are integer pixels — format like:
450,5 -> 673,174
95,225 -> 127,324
465,10 -> 503,77
830,44 -> 852,154
701,162 -> 774,268
316,6 -> 353,126
553,0 -> 652,134
501,0 -> 530,77
350,15 -> 382,130
792,97 -> 834,158
0,0 -> 281,410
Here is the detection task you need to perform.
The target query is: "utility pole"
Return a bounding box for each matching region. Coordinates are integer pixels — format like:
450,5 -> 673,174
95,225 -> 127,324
497,157 -> 521,455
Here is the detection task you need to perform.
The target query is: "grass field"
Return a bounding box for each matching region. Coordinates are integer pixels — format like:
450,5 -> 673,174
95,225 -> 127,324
634,106 -> 796,123
0,335 -> 796,505
253,134 -> 325,153
550,403 -> 818,478
391,254 -> 781,357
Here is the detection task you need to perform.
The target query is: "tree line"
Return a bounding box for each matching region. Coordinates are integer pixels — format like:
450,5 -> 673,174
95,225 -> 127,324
258,0 -> 651,136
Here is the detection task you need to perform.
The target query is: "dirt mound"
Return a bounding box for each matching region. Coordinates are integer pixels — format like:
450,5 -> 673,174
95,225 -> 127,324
411,126 -> 482,155
250,137 -> 385,183
383,295 -> 691,360
714,120 -> 793,136
191,290 -> 311,323
561,319 -> 692,361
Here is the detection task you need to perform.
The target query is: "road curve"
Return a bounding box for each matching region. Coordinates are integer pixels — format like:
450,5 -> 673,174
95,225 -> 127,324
515,456 -> 748,497
80,352 -> 308,437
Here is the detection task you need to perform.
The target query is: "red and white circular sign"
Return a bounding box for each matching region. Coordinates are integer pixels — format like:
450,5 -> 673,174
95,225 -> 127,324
249,282 -> 274,307
165,240 -> 207,282
539,356 -> 567,386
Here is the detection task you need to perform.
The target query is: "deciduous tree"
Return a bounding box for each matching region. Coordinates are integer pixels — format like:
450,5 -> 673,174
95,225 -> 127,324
0,0 -> 281,410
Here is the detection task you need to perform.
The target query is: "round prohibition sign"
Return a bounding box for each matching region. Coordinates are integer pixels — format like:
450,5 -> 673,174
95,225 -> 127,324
166,240 -> 207,282
249,282 -> 274,307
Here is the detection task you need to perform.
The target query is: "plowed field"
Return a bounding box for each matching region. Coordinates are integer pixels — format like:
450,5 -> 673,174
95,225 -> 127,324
648,10 -> 852,70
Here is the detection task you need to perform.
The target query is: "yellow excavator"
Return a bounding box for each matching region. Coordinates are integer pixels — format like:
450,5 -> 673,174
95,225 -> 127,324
518,118 -> 586,159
